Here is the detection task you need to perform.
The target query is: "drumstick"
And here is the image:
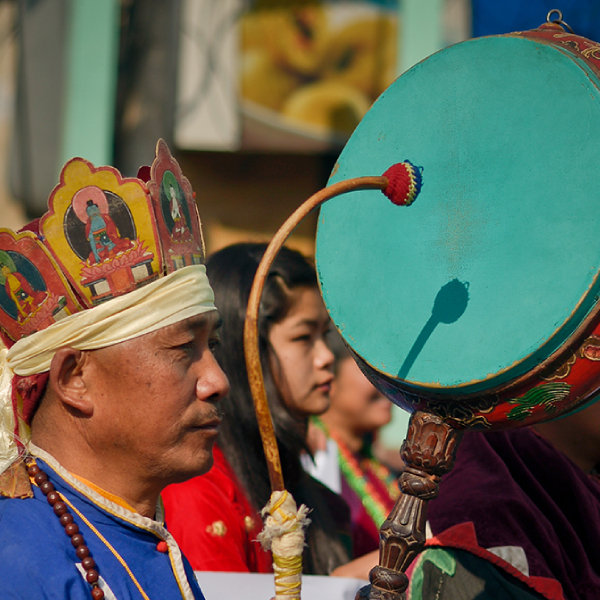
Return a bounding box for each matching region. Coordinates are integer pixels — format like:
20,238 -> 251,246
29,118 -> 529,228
243,161 -> 421,599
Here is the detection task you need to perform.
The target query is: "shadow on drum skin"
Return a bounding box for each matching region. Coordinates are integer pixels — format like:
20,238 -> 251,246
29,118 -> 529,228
397,278 -> 470,380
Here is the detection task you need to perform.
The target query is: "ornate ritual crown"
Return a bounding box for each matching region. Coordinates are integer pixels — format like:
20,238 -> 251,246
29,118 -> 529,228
0,140 -> 206,346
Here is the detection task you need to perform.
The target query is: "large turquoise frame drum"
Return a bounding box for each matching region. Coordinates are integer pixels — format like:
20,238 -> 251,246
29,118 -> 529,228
316,27 -> 600,430
311,20 -> 600,600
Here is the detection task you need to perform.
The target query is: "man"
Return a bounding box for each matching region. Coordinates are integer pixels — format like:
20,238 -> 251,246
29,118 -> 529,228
0,140 -> 229,599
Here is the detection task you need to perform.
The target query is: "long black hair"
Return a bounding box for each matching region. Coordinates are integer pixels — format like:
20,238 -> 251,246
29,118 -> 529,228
206,242 -> 351,574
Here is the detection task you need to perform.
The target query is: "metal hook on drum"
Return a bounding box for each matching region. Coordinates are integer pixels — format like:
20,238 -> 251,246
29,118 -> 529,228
546,9 -> 575,34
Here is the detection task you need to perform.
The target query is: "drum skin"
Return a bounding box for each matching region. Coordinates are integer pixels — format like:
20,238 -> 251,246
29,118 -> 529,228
316,23 -> 600,430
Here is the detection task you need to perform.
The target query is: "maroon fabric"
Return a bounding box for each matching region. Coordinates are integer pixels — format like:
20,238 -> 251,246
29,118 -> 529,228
11,373 -> 50,442
136,165 -> 151,183
340,461 -> 396,557
18,218 -> 41,236
427,428 -> 600,600
341,476 -> 379,556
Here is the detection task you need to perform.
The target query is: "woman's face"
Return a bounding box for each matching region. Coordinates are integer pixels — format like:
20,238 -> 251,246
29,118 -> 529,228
268,286 -> 334,418
329,357 -> 392,435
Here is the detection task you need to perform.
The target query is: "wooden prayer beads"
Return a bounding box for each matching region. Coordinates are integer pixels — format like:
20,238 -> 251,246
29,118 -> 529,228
26,461 -> 104,600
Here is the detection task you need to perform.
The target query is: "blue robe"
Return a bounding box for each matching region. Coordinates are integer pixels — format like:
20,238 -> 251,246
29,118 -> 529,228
0,446 -> 206,599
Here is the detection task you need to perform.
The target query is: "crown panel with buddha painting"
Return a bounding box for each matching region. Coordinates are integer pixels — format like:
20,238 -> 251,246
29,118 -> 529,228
0,230 -> 84,343
0,139 -> 206,341
144,139 -> 206,272
40,157 -> 164,307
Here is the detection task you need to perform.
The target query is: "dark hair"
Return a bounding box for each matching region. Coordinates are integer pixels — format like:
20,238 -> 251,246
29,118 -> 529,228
207,242 -> 316,508
206,242 -> 351,574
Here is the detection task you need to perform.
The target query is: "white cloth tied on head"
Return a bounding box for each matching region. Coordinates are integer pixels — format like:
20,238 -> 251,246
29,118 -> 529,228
0,264 -> 216,473
7,264 -> 215,375
0,347 -> 17,473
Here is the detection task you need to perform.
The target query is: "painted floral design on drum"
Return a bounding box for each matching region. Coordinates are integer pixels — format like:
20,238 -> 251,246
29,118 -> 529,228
506,382 -> 571,422
540,350 -> 577,381
580,335 -> 600,361
423,396 -> 497,431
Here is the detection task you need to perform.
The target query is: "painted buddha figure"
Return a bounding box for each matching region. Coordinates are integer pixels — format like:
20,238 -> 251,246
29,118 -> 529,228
85,200 -> 130,264
0,263 -> 46,322
168,184 -> 191,241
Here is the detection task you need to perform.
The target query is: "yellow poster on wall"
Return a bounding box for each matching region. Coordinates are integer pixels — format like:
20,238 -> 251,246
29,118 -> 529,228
240,0 -> 399,150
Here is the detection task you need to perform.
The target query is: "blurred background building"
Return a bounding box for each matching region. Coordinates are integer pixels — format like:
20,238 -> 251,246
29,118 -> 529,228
1,0 -> 599,449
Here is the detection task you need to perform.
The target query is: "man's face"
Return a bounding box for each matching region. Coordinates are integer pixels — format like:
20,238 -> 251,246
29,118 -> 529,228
84,312 -> 229,486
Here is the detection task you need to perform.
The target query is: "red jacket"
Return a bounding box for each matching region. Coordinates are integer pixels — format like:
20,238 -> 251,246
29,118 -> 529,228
162,445 -> 272,573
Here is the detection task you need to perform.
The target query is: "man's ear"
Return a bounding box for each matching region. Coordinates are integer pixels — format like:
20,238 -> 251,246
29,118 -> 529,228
49,348 -> 94,417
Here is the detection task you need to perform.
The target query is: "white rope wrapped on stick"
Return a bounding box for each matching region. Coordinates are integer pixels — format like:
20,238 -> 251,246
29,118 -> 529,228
258,490 -> 311,600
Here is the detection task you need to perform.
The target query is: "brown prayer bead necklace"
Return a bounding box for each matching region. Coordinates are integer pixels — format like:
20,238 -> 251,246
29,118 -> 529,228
26,460 -> 105,600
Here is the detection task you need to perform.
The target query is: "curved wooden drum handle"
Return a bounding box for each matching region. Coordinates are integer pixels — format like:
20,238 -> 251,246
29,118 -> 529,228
243,176 -> 390,491
357,411 -> 463,600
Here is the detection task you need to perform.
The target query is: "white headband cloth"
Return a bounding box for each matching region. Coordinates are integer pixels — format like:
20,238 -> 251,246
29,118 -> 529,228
0,351 -> 17,474
6,264 -> 216,376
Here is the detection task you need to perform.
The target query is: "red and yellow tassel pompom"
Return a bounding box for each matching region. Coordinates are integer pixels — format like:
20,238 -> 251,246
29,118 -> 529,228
382,161 -> 423,206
